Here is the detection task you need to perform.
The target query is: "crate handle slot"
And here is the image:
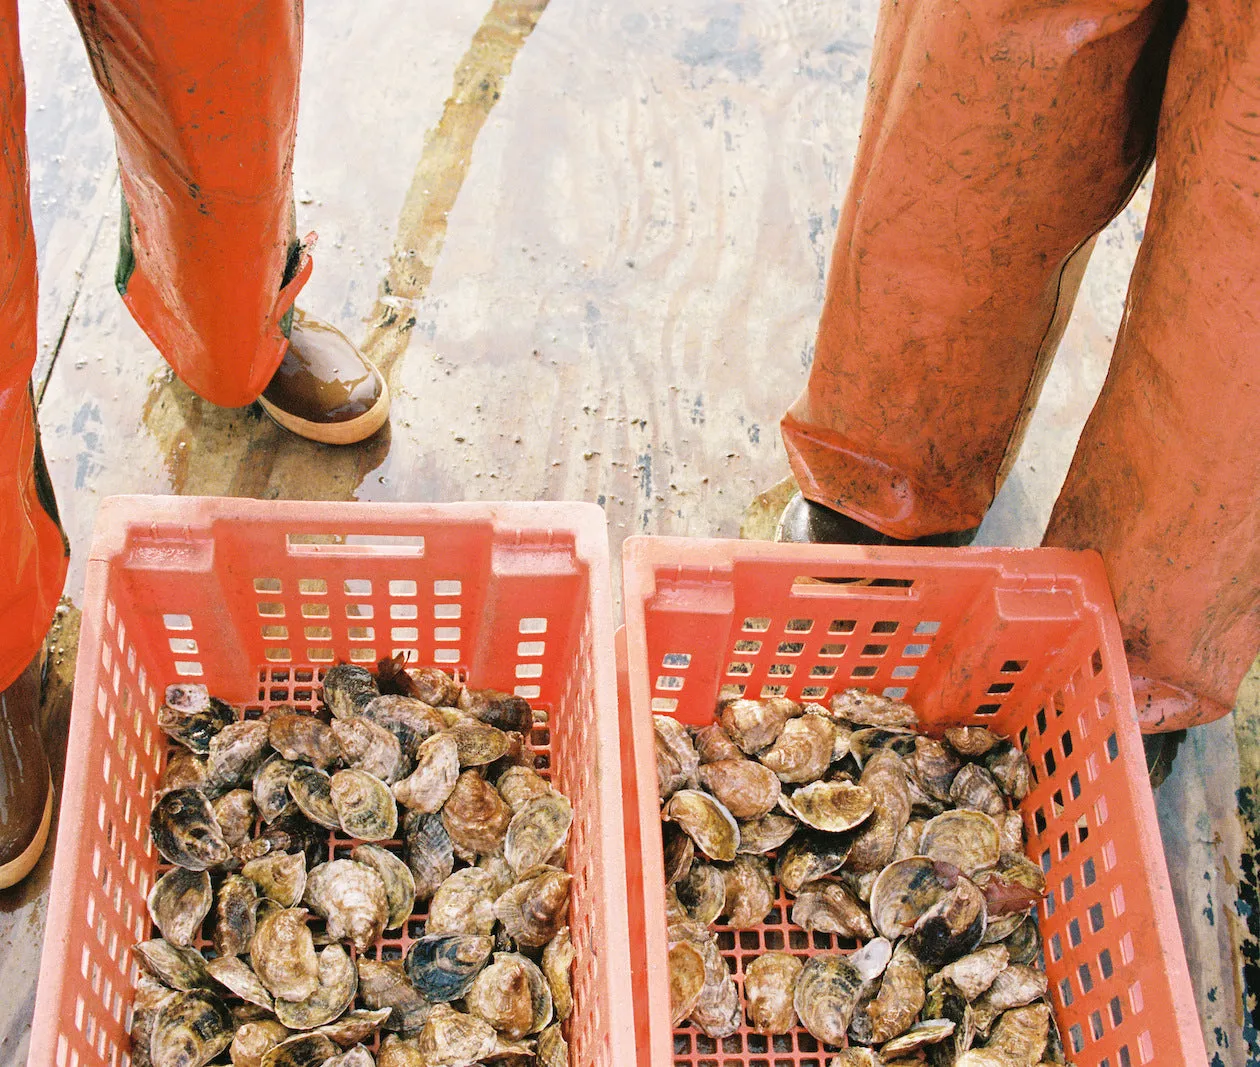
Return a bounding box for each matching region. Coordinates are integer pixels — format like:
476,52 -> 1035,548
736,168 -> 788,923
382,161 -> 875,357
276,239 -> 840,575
790,575 -> 918,598
286,533 -> 426,557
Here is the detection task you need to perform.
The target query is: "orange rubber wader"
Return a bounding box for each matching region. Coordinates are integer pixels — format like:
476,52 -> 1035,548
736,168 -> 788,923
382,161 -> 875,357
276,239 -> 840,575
781,0 -> 1258,732
0,0 -> 307,688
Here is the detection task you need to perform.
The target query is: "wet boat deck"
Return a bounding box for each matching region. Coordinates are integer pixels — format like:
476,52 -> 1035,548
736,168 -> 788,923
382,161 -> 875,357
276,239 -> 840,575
3,0 -> 1257,1061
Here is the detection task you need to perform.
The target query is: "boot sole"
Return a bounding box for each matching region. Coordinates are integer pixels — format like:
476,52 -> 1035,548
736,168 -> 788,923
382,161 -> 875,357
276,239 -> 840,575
0,781 -> 53,890
259,377 -> 391,446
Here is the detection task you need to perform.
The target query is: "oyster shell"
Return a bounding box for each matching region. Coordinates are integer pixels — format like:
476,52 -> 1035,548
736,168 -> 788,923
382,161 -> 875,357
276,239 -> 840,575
259,1033 -> 339,1067
950,763 -> 1008,817
654,716 -> 700,787
396,664 -> 461,708
1000,913 -> 1042,965
253,755 -> 299,823
311,1007 -> 393,1048
402,809 -> 455,902
362,694 -> 449,752
251,908 -> 319,1001
494,864 -> 571,947
377,1035 -> 426,1067
504,792 -> 573,875
206,956 -> 275,1011
159,685 -> 236,755
151,788 -> 231,871
779,779 -> 875,833
322,664 -> 380,719
667,940 -> 707,1026
450,721 -> 512,767
719,697 -> 799,754
393,733 -> 460,812
160,749 -> 209,793
147,868 -> 212,947
656,732 -> 687,799
696,759 -> 782,819
985,741 -> 1033,802
971,964 -> 1049,1034
351,843 -> 416,931
879,1018 -> 955,1057
907,871 -> 988,966
693,723 -> 742,764
984,1002 -> 1051,1063
322,1046 -> 376,1067
269,714 -> 342,770
865,940 -> 926,1043
790,879 -> 874,938
980,852 -> 1047,924
134,939 -> 214,992
676,860 -> 726,925
275,944 -> 358,1030
215,873 -> 260,957
736,812 -> 799,855
535,1023 -> 568,1067
843,749 -> 911,873
151,991 -> 232,1067
919,809 -> 1002,878
330,769 -> 398,841
287,766 -> 342,830
828,1051 -> 880,1067
417,1003 -> 499,1067
662,821 -> 695,886
776,831 -> 854,893
759,714 -> 836,784
743,951 -> 802,1034
332,717 -> 408,783
229,1020 -> 291,1067
426,867 -> 500,935
465,952 -> 552,1039
997,809 -> 1025,854
459,687 -> 533,733
206,720 -> 272,794
212,788 -> 258,849
793,955 -> 868,1046
849,727 -> 917,765
830,688 -> 917,728
305,860 -> 389,951
542,927 -> 574,1022
356,959 -> 433,1035
496,765 -> 555,813
911,736 -> 961,802
944,726 -> 1001,757
720,855 -> 776,928
687,932 -> 740,1038
442,770 -> 513,856
870,857 -> 955,939
929,944 -> 1010,1001
662,789 -> 739,862
243,852 -> 308,908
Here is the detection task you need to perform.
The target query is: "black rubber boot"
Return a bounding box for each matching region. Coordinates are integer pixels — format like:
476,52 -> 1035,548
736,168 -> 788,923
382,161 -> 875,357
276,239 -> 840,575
775,492 -> 979,547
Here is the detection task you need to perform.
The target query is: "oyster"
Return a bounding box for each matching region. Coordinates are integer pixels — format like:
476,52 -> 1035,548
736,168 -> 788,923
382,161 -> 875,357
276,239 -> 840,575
776,831 -> 854,893
332,717 -> 408,783
329,769 -> 398,841
950,763 -> 1008,817
417,1003 -> 499,1067
205,719 -> 272,793
849,727 -> 917,765
397,664 -> 462,708
229,1020 -> 291,1067
919,809 -> 1001,878
870,857 -> 956,939
998,810 -> 1025,854
984,1002 -> 1051,1063
779,779 -> 875,833
907,871 -> 988,966
151,991 -> 232,1067
676,860 -> 726,925
402,809 -> 455,902
654,716 -> 700,787
662,822 -> 695,886
688,932 -> 740,1038
891,818 -> 926,863
911,736 -> 961,803
323,664 -> 380,719
662,789 -> 738,862
759,714 -> 836,784
496,765 -> 555,813
980,852 -> 1047,925
865,940 -> 926,1043
743,952 -> 802,1034
426,867 -> 500,935
929,944 -> 1010,1001
830,688 -> 917,728
312,1007 -> 393,1048
450,721 -> 511,767
736,812 -> 799,855
160,749 -> 209,793
667,940 -> 707,1026
393,733 -> 460,812
254,755 -> 299,823
442,770 -> 513,857
655,732 -> 687,799
159,684 -> 236,755
693,723 -> 742,764
215,873 -> 260,957
986,741 -> 1033,802
377,1035 -> 427,1067
212,788 -> 258,849
719,697 -> 798,754
287,766 -> 342,830
828,1051 -> 880,1067
879,1018 -> 955,1057
793,955 -> 868,1046
844,749 -> 911,873
351,843 -> 416,931
305,860 -> 389,951
251,908 -> 319,1001
494,864 -> 571,947
134,939 -> 214,992
1000,913 -> 1042,965
791,879 -> 874,938
721,855 -> 776,928
322,1047 -> 376,1067
151,788 -> 231,870
362,694 -> 449,751
535,1023 -> 568,1067
944,726 -> 1001,757
147,868 -> 212,947
971,964 -> 1049,1034
465,952 -> 552,1039
356,959 -> 433,1035
243,852 -> 308,908
275,944 -> 358,1030
259,1033 -> 339,1067
206,956 -> 275,1011
269,714 -> 342,770
542,927 -> 574,1021
696,759 -> 782,819
459,687 -> 533,733
504,793 -> 573,875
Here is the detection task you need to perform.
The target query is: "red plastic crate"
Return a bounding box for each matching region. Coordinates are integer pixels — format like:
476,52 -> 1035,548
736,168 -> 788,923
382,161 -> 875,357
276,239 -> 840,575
620,536 -> 1207,1067
29,496 -> 632,1067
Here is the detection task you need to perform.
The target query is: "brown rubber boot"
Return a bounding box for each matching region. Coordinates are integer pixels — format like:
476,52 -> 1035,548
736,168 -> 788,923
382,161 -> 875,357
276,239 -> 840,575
258,309 -> 390,445
0,654 -> 53,890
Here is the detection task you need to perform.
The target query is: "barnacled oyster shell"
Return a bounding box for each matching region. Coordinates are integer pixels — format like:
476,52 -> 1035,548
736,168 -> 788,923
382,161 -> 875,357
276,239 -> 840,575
330,769 -> 398,841
215,873 -> 260,957
403,809 -> 455,902
426,867 -> 500,935
305,860 -> 389,951
251,908 -> 319,1002
417,1003 -> 499,1067
779,779 -> 875,833
356,959 -> 433,1035
134,939 -> 214,992
159,684 -> 236,755
393,732 -> 460,812
919,809 -> 1002,878
151,788 -> 231,870
504,792 -> 573,875
148,868 -> 213,947
721,855 -> 776,928
350,843 -> 416,931
275,944 -> 358,1030
791,879 -> 874,938
830,688 -> 917,728
696,759 -> 782,819
151,991 -> 232,1067
465,952 -> 552,1039
736,812 -> 799,855
323,664 -> 380,719
269,714 -> 342,770
494,864 -> 571,947
243,852 -> 308,908
662,789 -> 739,861
676,859 -> 726,925
743,952 -> 802,1034
950,763 -> 1008,817
206,956 -> 275,1011
287,766 -> 342,830
542,927 -> 574,1021
229,1020 -> 291,1067
844,749 -> 911,873
442,770 -> 513,857
759,714 -> 836,784
667,939 -> 706,1026
332,717 -> 408,783
719,697 -> 799,754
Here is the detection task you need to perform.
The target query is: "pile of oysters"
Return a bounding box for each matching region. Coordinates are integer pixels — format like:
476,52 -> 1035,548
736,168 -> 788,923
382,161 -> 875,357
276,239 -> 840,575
658,689 -> 1067,1066
135,661 -> 574,1067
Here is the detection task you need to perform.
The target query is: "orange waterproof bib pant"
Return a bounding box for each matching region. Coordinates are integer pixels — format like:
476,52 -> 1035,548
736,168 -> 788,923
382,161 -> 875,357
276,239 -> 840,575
782,0 -> 1259,732
0,0 -> 308,690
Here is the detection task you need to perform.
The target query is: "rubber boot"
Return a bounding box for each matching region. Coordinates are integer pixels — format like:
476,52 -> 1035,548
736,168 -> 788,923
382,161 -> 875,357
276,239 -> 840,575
0,655 -> 52,890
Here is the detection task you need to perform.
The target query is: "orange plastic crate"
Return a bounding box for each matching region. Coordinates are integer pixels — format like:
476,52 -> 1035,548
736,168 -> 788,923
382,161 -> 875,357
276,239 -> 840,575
620,536 -> 1207,1067
29,496 -> 632,1067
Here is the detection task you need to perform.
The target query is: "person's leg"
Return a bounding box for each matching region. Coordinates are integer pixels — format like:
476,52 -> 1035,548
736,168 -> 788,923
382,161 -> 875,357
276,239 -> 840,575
0,0 -> 66,887
66,0 -> 388,443
1044,0 -> 1259,733
780,0 -> 1183,539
